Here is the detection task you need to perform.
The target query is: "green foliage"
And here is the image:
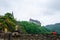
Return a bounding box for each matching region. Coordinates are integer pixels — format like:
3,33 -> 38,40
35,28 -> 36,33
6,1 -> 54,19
16,21 -> 27,34
5,12 -> 14,19
19,21 -> 50,34
0,13 -> 16,32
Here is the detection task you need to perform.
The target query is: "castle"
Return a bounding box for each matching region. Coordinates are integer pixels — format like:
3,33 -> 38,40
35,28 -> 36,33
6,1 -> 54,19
29,18 -> 41,26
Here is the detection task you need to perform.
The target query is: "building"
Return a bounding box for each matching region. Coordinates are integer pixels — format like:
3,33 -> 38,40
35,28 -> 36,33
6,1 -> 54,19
29,18 -> 41,26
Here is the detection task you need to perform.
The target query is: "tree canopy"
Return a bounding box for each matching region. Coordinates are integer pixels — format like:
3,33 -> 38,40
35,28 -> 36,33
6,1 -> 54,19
19,21 -> 50,34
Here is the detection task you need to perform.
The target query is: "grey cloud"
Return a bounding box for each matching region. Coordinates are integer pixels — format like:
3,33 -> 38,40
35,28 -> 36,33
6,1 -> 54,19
0,0 -> 60,25
0,0 -> 12,15
0,0 -> 10,8
48,0 -> 60,10
43,0 -> 60,15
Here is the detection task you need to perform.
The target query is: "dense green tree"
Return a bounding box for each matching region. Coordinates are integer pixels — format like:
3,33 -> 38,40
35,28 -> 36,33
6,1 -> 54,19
19,21 -> 50,34
0,13 -> 16,32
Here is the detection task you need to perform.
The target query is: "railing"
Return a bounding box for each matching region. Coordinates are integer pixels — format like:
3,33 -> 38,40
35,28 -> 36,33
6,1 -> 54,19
0,32 -> 60,40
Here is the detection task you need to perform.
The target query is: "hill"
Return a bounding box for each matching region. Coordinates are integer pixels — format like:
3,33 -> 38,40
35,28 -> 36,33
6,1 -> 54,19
45,23 -> 60,34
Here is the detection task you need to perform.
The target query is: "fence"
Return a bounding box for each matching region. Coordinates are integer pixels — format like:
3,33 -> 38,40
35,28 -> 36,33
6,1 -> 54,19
0,32 -> 60,40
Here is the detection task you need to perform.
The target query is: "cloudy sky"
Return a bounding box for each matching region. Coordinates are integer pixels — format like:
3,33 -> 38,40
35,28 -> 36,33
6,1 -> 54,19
0,0 -> 60,26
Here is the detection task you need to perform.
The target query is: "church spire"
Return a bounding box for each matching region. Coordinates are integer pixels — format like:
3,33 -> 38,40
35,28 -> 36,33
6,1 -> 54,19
12,11 -> 13,16
12,11 -> 14,18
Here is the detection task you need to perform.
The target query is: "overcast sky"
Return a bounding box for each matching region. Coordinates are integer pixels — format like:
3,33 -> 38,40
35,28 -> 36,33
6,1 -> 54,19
0,0 -> 60,26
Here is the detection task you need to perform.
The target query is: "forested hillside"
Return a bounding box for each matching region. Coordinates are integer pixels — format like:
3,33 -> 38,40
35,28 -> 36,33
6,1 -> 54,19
45,23 -> 60,34
0,12 -> 50,34
19,21 -> 50,34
